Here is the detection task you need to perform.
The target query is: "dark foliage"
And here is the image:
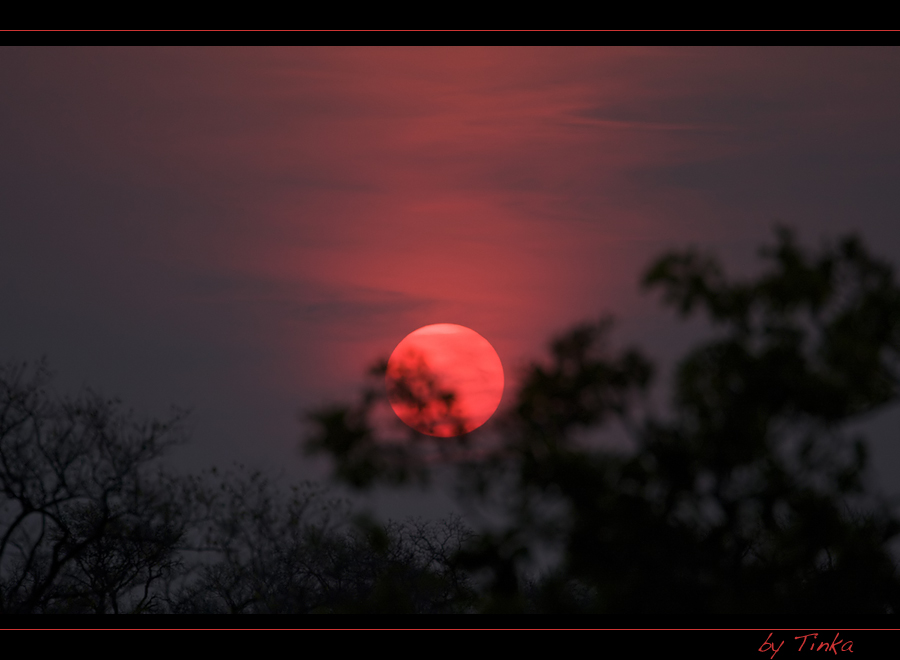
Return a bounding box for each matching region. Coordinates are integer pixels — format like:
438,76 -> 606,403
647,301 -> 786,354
305,226 -> 900,614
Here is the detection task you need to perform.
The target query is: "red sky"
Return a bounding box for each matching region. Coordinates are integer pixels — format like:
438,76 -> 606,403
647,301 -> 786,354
3,47 -> 900,508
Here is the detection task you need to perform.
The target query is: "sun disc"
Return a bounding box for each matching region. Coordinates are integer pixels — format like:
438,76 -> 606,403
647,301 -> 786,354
385,323 -> 504,437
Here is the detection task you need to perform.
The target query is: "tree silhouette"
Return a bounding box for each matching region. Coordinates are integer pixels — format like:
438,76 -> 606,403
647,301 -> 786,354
0,363 -> 475,613
0,361 -> 188,613
5,225 -> 899,614
305,226 -> 900,614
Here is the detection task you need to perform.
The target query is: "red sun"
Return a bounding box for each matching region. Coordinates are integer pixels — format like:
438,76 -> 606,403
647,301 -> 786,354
386,324 -> 504,437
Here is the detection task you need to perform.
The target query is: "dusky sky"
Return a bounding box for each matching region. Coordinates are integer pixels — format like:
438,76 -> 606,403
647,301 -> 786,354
3,46 -> 900,516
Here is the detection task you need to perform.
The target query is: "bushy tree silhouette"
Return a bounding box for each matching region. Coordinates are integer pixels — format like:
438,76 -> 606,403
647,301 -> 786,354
305,227 -> 900,614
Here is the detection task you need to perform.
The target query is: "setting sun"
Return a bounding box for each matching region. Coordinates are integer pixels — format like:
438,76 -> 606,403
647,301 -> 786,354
385,324 -> 504,437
